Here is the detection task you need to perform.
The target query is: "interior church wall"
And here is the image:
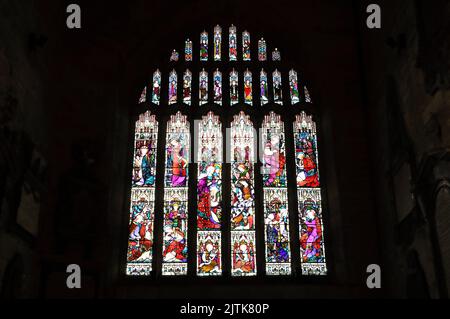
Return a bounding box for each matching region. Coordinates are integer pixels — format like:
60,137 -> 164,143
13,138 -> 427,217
0,0 -> 47,298
359,0 -> 450,298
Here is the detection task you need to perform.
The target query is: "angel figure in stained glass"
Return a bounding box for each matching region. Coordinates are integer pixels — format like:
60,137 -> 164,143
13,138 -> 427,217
301,200 -> 323,262
265,199 -> 290,263
167,138 -> 188,187
263,135 -> 286,187
233,240 -> 255,273
163,227 -> 187,263
198,239 -> 220,273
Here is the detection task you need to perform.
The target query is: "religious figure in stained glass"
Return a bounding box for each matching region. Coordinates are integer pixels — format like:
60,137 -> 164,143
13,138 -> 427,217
200,31 -> 208,61
262,112 -> 291,275
294,112 -> 326,276
183,69 -> 192,106
213,69 -> 222,106
168,70 -> 177,105
214,25 -> 221,61
289,69 -> 300,105
260,69 -> 269,106
199,69 -> 208,106
151,69 -> 161,105
264,190 -> 291,272
230,69 -> 239,106
162,112 -> 189,276
230,112 -> 257,276
232,232 -> 256,276
126,111 -> 158,276
272,48 -> 281,61
244,69 -> 252,106
242,31 -> 251,61
294,112 -> 319,188
170,49 -> 179,62
298,188 -> 327,275
273,69 -> 283,105
229,25 -> 237,61
197,112 -> 223,276
197,232 -> 221,276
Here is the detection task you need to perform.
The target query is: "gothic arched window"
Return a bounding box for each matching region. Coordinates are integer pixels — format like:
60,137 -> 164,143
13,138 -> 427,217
130,25 -> 327,278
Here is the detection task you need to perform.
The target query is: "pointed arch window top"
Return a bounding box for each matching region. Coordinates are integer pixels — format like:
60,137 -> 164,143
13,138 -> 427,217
168,111 -> 189,131
139,25 -> 318,109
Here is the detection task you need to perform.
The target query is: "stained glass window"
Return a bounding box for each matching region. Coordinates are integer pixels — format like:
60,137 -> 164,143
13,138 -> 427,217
200,31 -> 208,62
213,69 -> 222,106
294,112 -> 326,275
229,25 -> 237,61
139,86 -> 147,104
289,69 -> 300,105
258,38 -> 267,61
162,112 -> 190,276
126,111 -> 158,276
244,69 -> 252,106
168,70 -> 178,105
170,49 -> 179,62
230,112 -> 257,276
260,69 -> 269,106
151,69 -> 161,105
272,48 -> 281,61
262,112 -> 291,275
183,69 -> 192,106
304,86 -> 312,103
133,25 -> 329,279
273,69 -> 283,105
230,69 -> 239,106
199,69 -> 208,106
242,31 -> 251,61
197,112 -> 222,276
185,39 -> 193,61
214,25 -> 222,61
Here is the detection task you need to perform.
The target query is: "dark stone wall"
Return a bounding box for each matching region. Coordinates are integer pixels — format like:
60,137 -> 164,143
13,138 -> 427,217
0,0 -> 48,298
359,0 -> 450,298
